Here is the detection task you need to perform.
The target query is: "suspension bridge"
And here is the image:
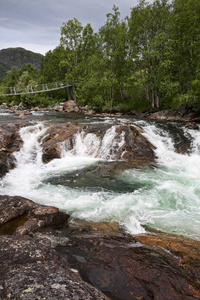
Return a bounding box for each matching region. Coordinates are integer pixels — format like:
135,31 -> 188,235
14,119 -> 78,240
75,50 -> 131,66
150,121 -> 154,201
0,81 -> 73,97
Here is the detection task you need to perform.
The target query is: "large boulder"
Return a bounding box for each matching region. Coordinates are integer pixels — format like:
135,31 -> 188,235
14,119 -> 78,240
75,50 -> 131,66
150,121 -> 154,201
148,109 -> 200,122
0,152 -> 16,178
0,195 -> 69,235
41,122 -> 82,162
55,222 -> 200,300
0,123 -> 24,178
41,123 -> 156,164
0,123 -> 22,152
0,195 -> 107,299
63,100 -> 77,111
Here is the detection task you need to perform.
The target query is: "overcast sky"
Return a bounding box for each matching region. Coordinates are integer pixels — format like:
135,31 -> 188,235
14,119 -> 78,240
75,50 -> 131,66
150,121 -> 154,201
0,0 -> 154,55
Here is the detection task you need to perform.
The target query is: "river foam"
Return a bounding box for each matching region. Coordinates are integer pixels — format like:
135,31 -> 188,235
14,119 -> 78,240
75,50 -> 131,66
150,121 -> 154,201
0,120 -> 199,240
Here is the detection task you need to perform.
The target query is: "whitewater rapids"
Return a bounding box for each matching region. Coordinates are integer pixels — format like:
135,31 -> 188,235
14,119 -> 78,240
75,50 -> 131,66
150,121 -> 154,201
0,119 -> 199,240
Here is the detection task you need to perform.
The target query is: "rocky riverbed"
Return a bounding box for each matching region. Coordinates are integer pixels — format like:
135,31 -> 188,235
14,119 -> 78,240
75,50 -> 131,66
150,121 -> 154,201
0,195 -> 199,299
0,121 -> 156,178
0,112 -> 200,299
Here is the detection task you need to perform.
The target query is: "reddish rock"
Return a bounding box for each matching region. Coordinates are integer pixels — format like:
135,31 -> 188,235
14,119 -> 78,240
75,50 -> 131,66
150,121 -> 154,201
148,109 -> 199,122
136,232 -> 200,284
0,195 -> 35,225
0,123 -> 25,177
0,123 -> 22,152
116,125 -> 156,161
63,100 -> 77,110
18,205 -> 69,234
185,122 -> 199,130
41,122 -> 156,163
0,196 -> 200,299
0,152 -> 16,178
18,112 -> 27,119
0,195 -> 70,236
41,122 -> 82,162
59,224 -> 200,300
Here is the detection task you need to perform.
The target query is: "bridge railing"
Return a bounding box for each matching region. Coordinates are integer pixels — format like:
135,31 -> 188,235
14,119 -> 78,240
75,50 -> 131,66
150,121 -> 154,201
0,80 -> 73,96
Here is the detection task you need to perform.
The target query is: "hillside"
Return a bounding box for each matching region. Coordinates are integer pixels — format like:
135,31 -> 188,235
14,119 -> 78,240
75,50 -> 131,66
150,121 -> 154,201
0,47 -> 43,79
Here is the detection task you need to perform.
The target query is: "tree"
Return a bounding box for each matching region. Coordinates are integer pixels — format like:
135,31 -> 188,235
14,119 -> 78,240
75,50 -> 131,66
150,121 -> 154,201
99,5 -> 129,109
20,63 -> 39,79
80,23 -> 98,76
60,18 -> 83,97
2,66 -> 20,88
40,46 -> 68,82
169,0 -> 200,109
128,0 -> 172,109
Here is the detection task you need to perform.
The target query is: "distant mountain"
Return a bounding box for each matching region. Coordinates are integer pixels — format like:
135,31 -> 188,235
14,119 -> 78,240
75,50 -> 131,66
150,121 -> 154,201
0,47 -> 44,79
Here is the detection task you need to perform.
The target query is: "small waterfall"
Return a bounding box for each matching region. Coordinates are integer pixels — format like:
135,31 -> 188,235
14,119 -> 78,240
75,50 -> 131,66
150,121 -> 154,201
14,123 -> 47,165
0,120 -> 199,240
61,125 -> 125,160
183,125 -> 200,154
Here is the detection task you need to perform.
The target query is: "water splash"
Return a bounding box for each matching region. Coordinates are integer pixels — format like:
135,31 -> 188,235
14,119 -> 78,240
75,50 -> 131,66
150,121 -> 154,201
61,125 -> 125,160
0,120 -> 200,240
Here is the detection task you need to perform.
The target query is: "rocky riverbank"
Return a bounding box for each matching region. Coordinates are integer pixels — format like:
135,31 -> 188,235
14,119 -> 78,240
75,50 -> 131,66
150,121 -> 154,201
0,112 -> 200,299
0,195 -> 200,299
1,100 -> 200,124
0,100 -> 93,116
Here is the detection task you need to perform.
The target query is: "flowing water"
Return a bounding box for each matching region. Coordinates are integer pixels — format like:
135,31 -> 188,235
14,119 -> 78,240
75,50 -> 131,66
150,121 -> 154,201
0,111 -> 200,240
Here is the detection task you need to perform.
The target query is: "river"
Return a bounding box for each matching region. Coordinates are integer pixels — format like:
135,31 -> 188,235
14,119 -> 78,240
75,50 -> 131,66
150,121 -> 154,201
0,110 -> 200,240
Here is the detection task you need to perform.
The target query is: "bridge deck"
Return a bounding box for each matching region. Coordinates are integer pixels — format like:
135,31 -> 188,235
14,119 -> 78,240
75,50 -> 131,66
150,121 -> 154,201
0,81 -> 73,97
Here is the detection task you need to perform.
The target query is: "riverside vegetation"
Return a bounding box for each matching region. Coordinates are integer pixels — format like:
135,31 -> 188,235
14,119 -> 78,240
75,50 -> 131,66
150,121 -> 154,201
0,0 -> 200,114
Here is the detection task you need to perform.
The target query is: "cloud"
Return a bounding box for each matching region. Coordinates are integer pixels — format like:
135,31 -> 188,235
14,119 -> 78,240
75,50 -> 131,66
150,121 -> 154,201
0,0 -> 153,55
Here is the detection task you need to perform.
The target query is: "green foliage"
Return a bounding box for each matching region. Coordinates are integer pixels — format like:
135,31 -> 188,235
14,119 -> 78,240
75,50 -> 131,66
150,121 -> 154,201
20,94 -> 51,107
40,46 -> 68,82
0,0 -> 199,113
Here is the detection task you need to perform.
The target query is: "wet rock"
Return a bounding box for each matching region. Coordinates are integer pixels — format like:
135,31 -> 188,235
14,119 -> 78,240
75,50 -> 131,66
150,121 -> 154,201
136,232 -> 200,284
16,206 -> 70,235
45,161 -> 151,193
0,195 -> 70,236
148,109 -> 198,122
0,152 -> 16,178
54,224 -> 200,300
0,195 -> 35,225
42,122 -> 82,162
185,122 -> 199,130
0,123 -> 24,153
41,122 -> 156,164
42,143 -> 63,162
0,195 -> 200,299
18,112 -> 27,119
0,196 -> 108,299
116,125 -> 155,161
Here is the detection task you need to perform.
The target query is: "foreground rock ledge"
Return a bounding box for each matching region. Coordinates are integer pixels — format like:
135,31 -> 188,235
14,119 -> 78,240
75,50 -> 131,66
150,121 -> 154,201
0,195 -> 200,300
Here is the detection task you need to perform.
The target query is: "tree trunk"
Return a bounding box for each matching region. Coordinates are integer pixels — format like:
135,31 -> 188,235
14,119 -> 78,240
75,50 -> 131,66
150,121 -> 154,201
156,94 -> 159,108
151,92 -> 155,109
72,82 -> 76,103
67,82 -> 70,100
